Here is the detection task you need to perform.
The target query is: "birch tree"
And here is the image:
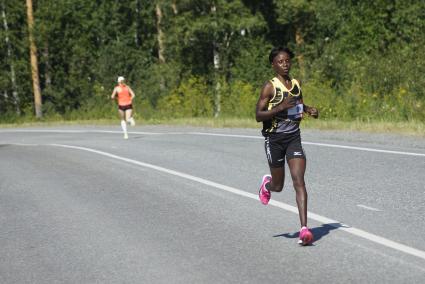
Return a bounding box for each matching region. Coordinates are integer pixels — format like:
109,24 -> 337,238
1,1 -> 20,115
155,2 -> 165,64
168,0 -> 265,117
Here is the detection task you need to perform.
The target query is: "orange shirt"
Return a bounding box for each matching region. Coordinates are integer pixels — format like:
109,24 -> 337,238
115,84 -> 132,106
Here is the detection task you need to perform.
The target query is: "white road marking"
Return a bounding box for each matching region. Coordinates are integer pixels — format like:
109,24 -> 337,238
192,132 -> 262,139
192,132 -> 425,157
23,143 -> 422,261
0,129 -> 163,135
357,204 -> 382,211
1,129 -> 424,157
301,141 -> 425,157
5,143 -> 40,146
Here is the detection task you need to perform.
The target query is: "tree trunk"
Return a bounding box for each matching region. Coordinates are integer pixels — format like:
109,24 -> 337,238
1,2 -> 20,115
171,0 -> 178,15
213,42 -> 221,118
26,0 -> 42,118
43,42 -> 51,87
211,3 -> 221,118
155,2 -> 165,64
295,26 -> 305,78
134,0 -> 141,47
155,2 -> 166,92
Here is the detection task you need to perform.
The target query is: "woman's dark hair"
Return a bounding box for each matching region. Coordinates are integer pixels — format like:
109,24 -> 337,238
268,47 -> 295,63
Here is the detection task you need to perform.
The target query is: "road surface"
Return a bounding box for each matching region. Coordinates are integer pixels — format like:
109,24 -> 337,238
1,125 -> 424,283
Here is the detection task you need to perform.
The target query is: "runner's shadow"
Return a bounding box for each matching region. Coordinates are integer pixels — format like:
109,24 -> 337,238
273,223 -> 343,243
128,135 -> 145,140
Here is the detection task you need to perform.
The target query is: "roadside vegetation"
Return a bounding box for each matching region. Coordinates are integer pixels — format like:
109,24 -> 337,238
1,1 -> 424,136
1,116 -> 423,137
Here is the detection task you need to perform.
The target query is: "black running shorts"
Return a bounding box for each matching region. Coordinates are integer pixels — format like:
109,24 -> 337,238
264,130 -> 306,168
118,104 -> 133,111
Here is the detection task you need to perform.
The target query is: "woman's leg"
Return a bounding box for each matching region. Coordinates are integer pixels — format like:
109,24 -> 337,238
119,109 -> 128,138
259,166 -> 284,205
118,109 -> 125,120
125,108 -> 136,126
287,158 -> 307,227
125,109 -> 132,121
259,134 -> 285,204
267,166 -> 285,192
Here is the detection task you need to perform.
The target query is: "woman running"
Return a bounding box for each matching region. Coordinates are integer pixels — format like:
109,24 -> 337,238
111,76 -> 136,139
255,47 -> 319,245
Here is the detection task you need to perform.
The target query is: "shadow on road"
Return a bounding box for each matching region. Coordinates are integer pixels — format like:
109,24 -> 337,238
273,223 -> 343,244
127,135 -> 145,140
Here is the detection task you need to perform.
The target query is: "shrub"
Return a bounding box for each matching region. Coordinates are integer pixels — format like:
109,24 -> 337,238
221,80 -> 258,118
156,76 -> 214,118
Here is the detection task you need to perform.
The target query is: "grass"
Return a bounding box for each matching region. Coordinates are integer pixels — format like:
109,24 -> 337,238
1,116 -> 424,137
165,117 -> 425,137
301,118 -> 425,136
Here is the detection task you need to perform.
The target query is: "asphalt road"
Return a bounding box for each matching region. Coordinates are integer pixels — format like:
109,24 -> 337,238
1,125 -> 424,283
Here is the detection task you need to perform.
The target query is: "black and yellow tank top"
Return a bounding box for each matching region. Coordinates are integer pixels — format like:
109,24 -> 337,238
262,77 -> 304,135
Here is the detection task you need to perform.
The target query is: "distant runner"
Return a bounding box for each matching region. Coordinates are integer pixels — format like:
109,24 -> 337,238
255,47 -> 319,245
111,76 -> 136,139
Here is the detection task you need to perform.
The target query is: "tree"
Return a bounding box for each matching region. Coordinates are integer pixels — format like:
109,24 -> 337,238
1,0 -> 424,122
167,0 -> 266,116
155,1 -> 165,64
26,0 -> 42,118
1,0 -> 20,115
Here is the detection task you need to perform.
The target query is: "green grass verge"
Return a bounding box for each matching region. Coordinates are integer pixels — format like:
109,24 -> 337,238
0,117 -> 424,137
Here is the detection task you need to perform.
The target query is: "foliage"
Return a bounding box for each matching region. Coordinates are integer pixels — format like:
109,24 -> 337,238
221,80 -> 258,118
0,0 -> 424,124
156,76 -> 213,118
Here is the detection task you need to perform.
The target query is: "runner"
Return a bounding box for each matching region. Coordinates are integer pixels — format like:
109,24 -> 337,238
255,47 -> 319,245
111,76 -> 136,139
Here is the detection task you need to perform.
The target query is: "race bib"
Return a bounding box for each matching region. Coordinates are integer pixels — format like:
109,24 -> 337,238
287,103 -> 303,120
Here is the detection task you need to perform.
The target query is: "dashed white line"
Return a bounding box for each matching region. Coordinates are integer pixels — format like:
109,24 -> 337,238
357,204 -> 382,211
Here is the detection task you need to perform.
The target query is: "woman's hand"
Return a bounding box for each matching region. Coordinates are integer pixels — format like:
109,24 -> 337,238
276,96 -> 296,112
306,106 -> 319,118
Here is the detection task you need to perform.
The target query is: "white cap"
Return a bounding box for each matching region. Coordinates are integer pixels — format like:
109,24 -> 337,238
117,76 -> 125,83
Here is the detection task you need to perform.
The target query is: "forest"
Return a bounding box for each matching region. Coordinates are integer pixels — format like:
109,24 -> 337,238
1,0 -> 424,123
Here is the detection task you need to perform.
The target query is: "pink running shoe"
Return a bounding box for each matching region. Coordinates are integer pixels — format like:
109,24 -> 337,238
298,226 -> 314,246
259,175 -> 271,205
